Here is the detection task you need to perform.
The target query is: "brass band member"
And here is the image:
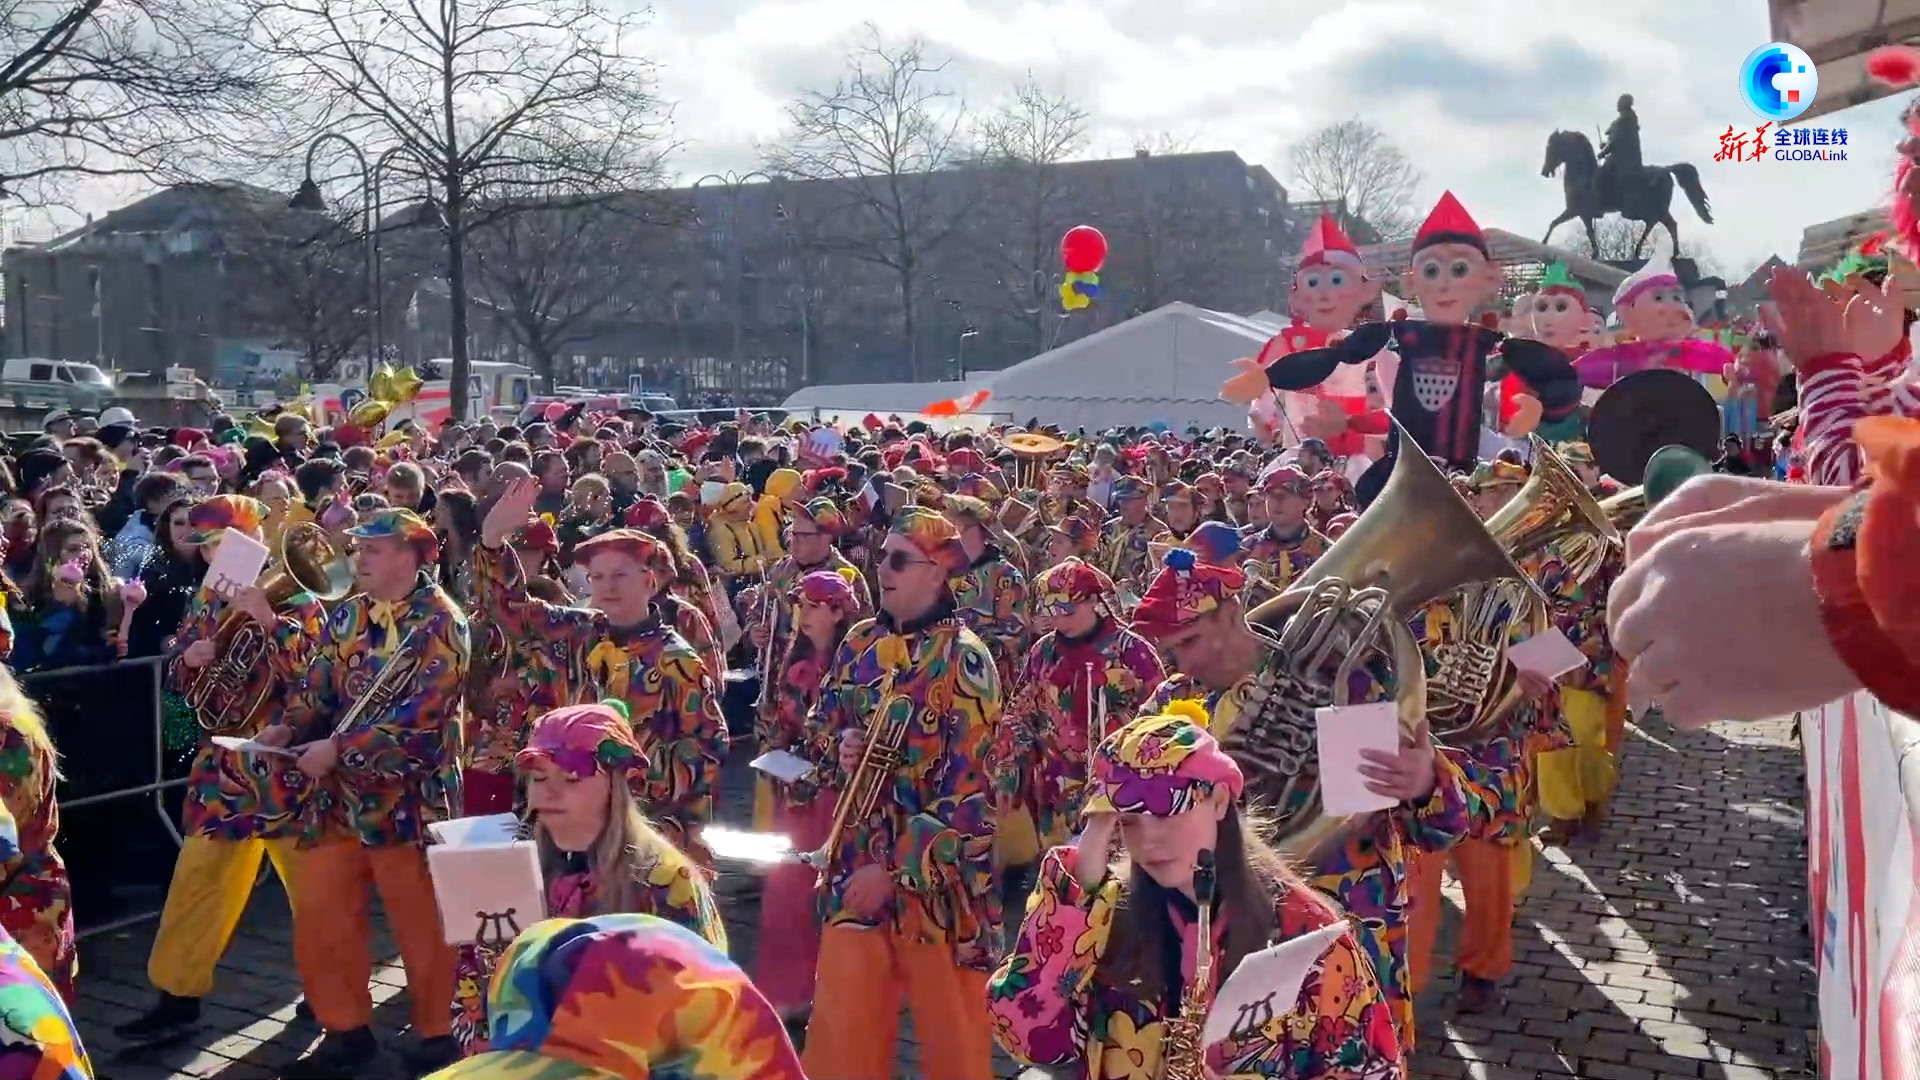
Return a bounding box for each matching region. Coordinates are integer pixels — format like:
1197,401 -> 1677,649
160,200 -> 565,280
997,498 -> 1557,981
477,477 -> 728,859
1098,476 -> 1165,589
987,707 -> 1402,1078
118,496 -> 326,1047
1133,551 -> 1497,1054
1239,465 -> 1329,592
993,557 -> 1165,853
266,509 -> 468,1077
797,507 -> 1001,1080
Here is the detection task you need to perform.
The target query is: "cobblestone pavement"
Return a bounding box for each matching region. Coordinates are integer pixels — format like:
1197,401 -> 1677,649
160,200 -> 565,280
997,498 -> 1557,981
72,715 -> 1817,1079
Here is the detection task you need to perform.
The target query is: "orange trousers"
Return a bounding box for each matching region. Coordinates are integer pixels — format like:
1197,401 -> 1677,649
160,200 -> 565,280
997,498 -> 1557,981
1406,837 -> 1518,992
293,840 -> 457,1038
801,923 -> 994,1080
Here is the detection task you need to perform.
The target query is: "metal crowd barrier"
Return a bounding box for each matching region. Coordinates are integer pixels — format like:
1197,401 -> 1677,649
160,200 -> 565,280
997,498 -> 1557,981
18,656 -> 187,938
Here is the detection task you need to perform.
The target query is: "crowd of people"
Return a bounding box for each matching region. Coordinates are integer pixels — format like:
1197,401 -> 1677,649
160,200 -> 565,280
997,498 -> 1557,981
0,86 -> 1913,1080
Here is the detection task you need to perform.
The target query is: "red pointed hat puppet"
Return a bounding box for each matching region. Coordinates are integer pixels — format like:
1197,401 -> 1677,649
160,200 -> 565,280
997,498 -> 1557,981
1263,190 -> 1580,480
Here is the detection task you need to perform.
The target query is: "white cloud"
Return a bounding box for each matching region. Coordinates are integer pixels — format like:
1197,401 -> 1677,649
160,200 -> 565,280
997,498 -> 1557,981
646,0 -> 1904,277
19,0 -> 1902,282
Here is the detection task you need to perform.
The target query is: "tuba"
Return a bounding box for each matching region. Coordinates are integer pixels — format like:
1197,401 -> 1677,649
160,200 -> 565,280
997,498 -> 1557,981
188,522 -> 354,735
1424,439 -> 1621,735
1235,434 -> 1525,865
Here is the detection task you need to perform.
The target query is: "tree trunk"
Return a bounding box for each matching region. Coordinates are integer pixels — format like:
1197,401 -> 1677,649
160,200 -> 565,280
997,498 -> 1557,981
899,262 -> 918,382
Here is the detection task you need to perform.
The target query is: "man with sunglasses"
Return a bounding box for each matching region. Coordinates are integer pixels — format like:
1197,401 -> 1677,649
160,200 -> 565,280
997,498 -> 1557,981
798,506 -> 1001,1080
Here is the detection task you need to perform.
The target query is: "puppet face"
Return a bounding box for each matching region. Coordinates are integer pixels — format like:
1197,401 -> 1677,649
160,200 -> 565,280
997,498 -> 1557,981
1619,282 -> 1695,341
1527,290 -> 1591,351
1290,262 -> 1377,329
1579,311 -> 1606,351
1404,242 -> 1500,324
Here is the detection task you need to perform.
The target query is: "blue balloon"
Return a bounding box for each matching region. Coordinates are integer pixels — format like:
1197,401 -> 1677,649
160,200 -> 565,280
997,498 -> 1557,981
1072,280 -> 1100,298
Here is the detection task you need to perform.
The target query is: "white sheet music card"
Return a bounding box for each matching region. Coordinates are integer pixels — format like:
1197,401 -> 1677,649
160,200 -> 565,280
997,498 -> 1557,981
210,735 -> 296,758
1201,923 -> 1351,1051
1509,629 -> 1589,681
427,813 -> 521,848
750,749 -> 817,784
202,528 -> 268,600
1315,703 -> 1400,816
426,840 -> 544,947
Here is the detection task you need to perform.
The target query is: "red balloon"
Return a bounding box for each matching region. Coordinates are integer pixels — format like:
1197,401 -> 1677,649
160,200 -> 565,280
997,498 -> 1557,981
1060,225 -> 1108,274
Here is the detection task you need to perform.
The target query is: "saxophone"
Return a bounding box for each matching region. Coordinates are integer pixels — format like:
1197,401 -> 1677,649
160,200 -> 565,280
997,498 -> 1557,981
1161,849 -> 1217,1080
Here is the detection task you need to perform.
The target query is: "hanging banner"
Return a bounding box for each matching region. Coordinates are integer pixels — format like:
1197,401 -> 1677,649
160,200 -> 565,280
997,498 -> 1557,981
1802,691 -> 1920,1078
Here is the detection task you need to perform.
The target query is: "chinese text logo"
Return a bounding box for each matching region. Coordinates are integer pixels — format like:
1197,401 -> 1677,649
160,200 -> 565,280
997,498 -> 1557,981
1741,42 -> 1817,122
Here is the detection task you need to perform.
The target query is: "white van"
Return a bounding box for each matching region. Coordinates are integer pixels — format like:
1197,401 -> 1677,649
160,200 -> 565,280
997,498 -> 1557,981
0,357 -> 115,411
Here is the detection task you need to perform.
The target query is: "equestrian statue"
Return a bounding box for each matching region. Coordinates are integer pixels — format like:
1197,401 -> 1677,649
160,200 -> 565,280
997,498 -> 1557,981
1541,94 -> 1714,260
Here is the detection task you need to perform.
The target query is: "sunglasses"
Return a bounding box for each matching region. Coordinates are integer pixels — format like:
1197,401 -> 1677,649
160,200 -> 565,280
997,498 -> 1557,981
881,549 -> 931,571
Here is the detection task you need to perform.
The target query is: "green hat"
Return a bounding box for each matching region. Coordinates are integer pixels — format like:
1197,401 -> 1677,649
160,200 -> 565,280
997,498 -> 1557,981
1537,261 -> 1587,301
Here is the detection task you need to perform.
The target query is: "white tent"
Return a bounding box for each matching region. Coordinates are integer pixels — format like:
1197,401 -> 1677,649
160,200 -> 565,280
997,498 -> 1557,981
982,302 -> 1273,431
780,302 -> 1277,432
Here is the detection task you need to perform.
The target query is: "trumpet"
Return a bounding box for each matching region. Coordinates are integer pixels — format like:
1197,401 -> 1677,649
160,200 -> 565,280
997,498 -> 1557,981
798,656 -> 912,884
331,627 -> 425,737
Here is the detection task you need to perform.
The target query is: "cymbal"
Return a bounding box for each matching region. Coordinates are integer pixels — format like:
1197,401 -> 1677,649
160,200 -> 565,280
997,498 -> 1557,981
1587,369 -> 1722,485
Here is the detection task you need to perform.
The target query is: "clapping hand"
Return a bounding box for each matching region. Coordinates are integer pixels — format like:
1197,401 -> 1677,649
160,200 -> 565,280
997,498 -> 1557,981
481,477 -> 541,549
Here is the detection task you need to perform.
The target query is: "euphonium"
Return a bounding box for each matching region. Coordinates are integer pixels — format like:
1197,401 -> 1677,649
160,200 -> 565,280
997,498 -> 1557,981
1161,849 -> 1217,1079
1238,433 -> 1525,866
1426,439 -> 1615,737
799,651 -> 917,883
1597,486 -> 1647,532
188,522 -> 354,735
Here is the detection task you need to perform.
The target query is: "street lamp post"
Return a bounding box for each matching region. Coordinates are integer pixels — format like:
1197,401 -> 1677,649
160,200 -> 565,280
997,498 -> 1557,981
290,133 -> 376,370
291,135 -> 443,372
955,327 -> 978,381
691,170 -> 773,367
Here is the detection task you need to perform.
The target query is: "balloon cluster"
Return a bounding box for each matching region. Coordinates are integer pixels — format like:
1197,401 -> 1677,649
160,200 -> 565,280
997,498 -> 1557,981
352,363 -> 425,427
1059,225 -> 1107,312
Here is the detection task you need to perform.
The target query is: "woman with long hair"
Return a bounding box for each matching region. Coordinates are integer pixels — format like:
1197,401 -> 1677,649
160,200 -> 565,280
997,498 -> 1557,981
0,667 -> 75,1001
753,568 -> 861,1029
449,701 -> 726,1057
11,517 -> 121,673
433,488 -> 481,607
988,705 -> 1402,1080
125,495 -> 204,660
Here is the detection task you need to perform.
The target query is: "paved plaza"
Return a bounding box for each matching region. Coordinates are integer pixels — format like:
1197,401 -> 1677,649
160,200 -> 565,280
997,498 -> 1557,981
70,714 -> 1818,1080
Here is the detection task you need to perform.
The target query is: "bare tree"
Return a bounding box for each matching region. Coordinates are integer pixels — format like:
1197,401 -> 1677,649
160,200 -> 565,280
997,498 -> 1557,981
469,195 -> 663,383
963,72 -> 1087,354
1288,118 -> 1422,242
221,203 -> 370,380
761,24 -> 974,381
0,0 -> 269,205
242,0 -> 674,417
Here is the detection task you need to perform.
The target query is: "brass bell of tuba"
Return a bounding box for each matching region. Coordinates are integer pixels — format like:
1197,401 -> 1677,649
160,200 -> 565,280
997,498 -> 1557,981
188,522 -> 354,735
1235,430 -> 1526,867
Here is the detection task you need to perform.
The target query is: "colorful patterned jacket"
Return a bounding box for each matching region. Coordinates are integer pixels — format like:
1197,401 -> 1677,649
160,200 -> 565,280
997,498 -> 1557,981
746,549 -> 870,742
0,793 -> 87,1077
1240,524 -> 1329,594
950,545 -> 1029,689
1098,513 -> 1167,591
167,587 -> 328,840
1529,540 -> 1623,697
285,574 -> 469,848
1142,670 -> 1485,1053
0,725 -> 72,1002
475,545 -> 727,846
988,847 -> 1402,1080
798,606 -> 1003,970
991,619 -> 1165,847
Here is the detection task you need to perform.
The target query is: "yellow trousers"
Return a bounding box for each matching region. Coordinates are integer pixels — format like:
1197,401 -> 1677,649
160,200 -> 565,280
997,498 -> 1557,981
1535,686 -> 1617,820
991,806 -> 1041,870
147,834 -> 303,998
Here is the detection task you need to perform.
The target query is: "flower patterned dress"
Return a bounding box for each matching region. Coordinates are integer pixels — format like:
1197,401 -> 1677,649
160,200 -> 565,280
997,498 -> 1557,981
987,847 -> 1402,1079
451,841 -> 727,1055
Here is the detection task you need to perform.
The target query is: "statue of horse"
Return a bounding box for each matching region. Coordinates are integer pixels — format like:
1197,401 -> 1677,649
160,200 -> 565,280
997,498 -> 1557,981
1541,130 -> 1714,260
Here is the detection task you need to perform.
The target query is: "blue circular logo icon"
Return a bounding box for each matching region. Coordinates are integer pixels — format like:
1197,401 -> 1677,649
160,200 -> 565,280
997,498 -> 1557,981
1741,42 -> 1818,122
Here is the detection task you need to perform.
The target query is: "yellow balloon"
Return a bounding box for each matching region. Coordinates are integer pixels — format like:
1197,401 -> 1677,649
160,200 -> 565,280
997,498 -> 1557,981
368,364 -> 398,403
388,367 -> 424,404
246,414 -> 278,438
351,399 -> 393,427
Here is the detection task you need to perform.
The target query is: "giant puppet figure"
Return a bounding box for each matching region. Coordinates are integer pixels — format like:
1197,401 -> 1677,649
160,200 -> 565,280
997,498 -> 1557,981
1265,191 -> 1581,477
1573,258 -> 1732,389
1510,261 -> 1599,443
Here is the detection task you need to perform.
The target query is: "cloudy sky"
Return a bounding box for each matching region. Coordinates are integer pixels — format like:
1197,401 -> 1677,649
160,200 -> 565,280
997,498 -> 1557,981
643,0 -> 1905,279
